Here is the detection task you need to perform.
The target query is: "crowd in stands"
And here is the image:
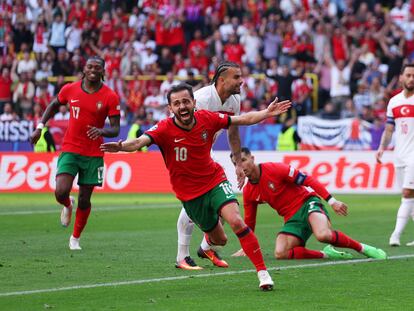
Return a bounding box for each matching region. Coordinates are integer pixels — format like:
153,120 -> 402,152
0,0 -> 414,128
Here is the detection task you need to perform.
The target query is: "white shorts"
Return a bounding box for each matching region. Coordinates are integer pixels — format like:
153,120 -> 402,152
395,163 -> 414,189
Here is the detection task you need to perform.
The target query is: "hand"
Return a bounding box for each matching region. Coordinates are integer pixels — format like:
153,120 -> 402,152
100,140 -> 123,153
87,125 -> 103,140
267,97 -> 292,116
231,248 -> 246,257
375,149 -> 383,164
331,200 -> 348,216
30,128 -> 42,145
235,164 -> 245,190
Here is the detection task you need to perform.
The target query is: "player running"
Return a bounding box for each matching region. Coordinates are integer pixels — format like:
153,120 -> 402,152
30,56 -> 121,250
176,61 -> 244,270
101,83 -> 291,291
231,147 -> 387,260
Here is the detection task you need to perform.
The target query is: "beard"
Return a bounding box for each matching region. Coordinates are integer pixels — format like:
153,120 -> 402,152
174,108 -> 194,125
404,82 -> 414,92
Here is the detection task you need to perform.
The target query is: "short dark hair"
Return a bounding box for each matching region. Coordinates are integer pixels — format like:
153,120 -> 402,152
83,55 -> 106,81
401,63 -> 414,74
166,83 -> 194,104
230,147 -> 251,160
211,61 -> 240,84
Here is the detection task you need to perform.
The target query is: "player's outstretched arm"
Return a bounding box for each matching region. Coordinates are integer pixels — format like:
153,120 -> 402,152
230,97 -> 291,126
30,99 -> 61,145
376,123 -> 394,164
100,135 -> 151,153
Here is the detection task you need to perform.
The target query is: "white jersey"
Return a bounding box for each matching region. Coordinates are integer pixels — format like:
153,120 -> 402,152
386,91 -> 414,167
194,84 -> 241,116
194,84 -> 241,141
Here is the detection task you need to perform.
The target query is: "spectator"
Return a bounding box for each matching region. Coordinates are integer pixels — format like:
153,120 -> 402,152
49,12 -> 66,53
54,104 -> 70,120
12,72 -> 35,116
0,67 -> 12,113
0,102 -> 20,121
65,19 -> 82,53
17,51 -> 37,75
353,80 -> 372,117
52,49 -> 72,76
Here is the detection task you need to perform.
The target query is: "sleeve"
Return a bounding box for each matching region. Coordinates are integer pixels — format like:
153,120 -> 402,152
144,121 -> 164,146
243,188 -> 258,232
280,163 -> 331,201
386,99 -> 395,125
57,83 -> 71,104
206,110 -> 231,131
107,91 -> 121,117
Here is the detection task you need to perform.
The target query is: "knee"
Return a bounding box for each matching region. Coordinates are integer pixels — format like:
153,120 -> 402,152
177,209 -> 193,229
226,217 -> 245,233
314,229 -> 332,243
274,249 -> 289,260
55,189 -> 69,204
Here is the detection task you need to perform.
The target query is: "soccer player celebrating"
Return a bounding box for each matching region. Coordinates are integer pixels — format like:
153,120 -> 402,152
231,147 -> 387,260
30,56 -> 120,250
176,61 -> 245,270
101,83 -> 291,290
376,64 -> 414,247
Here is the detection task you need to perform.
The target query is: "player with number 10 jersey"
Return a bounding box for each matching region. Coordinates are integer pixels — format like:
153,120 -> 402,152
145,110 -> 230,201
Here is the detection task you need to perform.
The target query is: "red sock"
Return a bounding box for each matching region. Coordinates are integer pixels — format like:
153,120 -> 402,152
73,206 -> 91,238
236,227 -> 266,272
331,230 -> 362,252
288,246 -> 325,259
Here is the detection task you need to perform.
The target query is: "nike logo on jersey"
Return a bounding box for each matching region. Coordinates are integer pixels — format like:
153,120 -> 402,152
174,138 -> 185,143
71,99 -> 79,103
256,195 -> 261,201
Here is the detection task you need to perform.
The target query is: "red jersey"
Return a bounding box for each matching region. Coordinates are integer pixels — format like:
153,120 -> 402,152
57,81 -> 120,157
145,110 -> 231,201
243,162 -> 331,231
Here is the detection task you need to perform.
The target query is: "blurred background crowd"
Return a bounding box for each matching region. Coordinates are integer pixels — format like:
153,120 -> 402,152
1,0 -> 413,129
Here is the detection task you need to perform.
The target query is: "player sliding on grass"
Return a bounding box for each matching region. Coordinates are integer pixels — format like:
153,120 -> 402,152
231,147 -> 387,260
30,56 -> 121,250
101,83 -> 291,291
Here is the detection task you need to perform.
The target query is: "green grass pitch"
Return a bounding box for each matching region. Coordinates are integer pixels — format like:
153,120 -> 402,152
0,193 -> 413,311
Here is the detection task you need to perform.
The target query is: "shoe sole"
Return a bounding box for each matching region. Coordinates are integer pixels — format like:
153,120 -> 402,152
260,284 -> 274,291
175,264 -> 203,270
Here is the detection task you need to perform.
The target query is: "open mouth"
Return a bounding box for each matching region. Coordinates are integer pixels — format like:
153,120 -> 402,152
179,110 -> 190,119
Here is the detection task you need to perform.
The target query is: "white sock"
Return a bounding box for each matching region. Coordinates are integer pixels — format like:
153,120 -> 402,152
200,217 -> 225,253
391,198 -> 414,238
176,208 -> 194,262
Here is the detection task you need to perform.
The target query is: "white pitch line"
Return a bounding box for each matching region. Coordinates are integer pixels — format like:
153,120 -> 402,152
1,254 -> 413,297
0,204 -> 179,216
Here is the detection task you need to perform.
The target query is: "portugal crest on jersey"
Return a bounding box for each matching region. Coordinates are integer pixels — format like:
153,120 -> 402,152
268,181 -> 276,191
201,130 -> 208,142
96,101 -> 103,110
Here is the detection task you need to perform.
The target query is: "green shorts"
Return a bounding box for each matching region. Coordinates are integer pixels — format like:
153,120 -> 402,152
279,196 -> 330,244
57,152 -> 104,186
182,180 -> 238,232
